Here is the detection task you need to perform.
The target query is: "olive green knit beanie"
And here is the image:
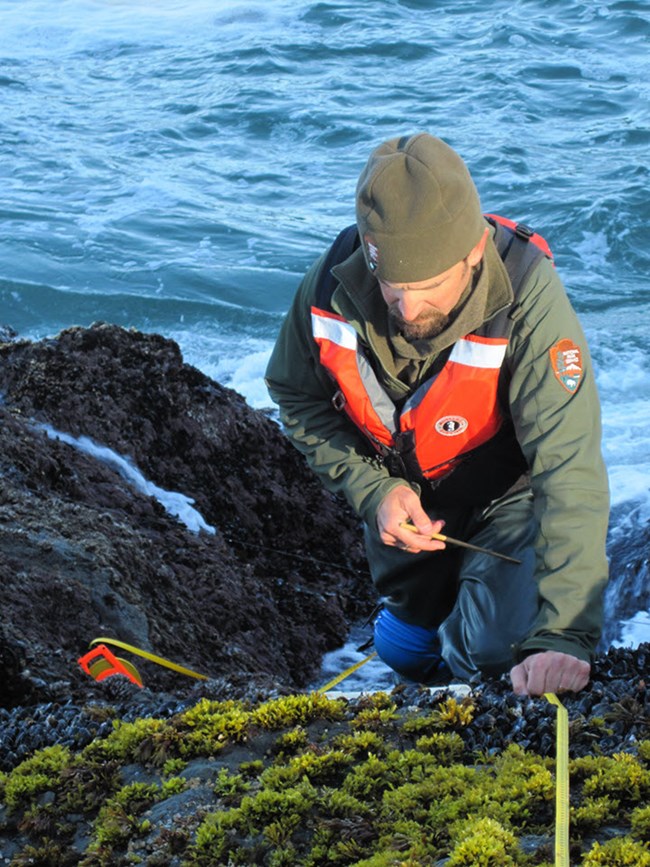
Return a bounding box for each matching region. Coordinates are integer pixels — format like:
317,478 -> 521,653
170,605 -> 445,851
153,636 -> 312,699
355,133 -> 485,282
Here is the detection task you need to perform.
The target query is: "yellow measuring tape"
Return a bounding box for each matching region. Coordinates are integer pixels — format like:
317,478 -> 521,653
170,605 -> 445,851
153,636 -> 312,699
317,651 -> 378,694
85,637 -> 209,682
80,637 -> 374,691
545,693 -> 570,867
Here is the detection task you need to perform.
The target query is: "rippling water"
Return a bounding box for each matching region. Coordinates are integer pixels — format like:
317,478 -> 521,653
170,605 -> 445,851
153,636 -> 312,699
2,0 -> 649,648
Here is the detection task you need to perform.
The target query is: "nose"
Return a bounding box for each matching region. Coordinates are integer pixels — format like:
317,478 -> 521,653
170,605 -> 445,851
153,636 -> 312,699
398,294 -> 424,320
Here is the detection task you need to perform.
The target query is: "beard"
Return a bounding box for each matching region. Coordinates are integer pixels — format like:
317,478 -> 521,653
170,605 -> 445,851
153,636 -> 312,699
387,260 -> 473,341
388,306 -> 450,341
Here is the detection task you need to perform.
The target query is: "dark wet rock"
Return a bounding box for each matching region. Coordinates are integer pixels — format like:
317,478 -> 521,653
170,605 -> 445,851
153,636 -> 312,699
0,323 -> 372,711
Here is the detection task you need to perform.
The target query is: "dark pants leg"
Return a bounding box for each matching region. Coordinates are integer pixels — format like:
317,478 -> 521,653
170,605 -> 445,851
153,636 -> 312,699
366,490 -> 538,682
438,491 -> 538,679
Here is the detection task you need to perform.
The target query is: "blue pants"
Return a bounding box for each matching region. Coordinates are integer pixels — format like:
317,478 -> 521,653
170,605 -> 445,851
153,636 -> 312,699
367,490 -> 538,683
373,608 -> 448,683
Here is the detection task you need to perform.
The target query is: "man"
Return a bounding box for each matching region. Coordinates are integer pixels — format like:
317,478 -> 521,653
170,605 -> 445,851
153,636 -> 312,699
265,133 -> 609,697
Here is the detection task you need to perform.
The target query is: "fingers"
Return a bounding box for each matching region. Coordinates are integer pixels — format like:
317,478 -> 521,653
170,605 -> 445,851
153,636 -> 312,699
553,663 -> 590,694
399,519 -> 446,552
510,662 -> 528,696
376,485 -> 446,553
510,651 -> 591,697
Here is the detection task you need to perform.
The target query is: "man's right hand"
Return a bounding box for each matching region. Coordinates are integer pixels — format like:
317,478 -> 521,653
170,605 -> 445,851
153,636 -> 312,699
376,485 -> 446,553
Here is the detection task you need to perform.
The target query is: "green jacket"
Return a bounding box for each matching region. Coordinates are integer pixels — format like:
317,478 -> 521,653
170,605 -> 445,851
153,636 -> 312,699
265,222 -> 610,662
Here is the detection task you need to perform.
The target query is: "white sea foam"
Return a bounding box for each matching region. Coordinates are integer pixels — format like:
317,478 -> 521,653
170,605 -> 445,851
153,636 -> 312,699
1,0 -> 298,57
612,612 -> 650,650
39,424 -> 216,535
573,230 -> 611,273
310,628 -> 395,694
211,348 -> 274,411
586,316 -> 650,521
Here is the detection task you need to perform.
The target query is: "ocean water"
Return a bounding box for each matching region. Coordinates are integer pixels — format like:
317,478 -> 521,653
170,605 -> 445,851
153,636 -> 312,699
2,0 -> 649,664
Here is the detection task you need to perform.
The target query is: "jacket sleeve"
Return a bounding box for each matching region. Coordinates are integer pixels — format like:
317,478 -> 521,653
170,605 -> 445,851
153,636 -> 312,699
265,255 -> 408,524
507,257 -> 610,662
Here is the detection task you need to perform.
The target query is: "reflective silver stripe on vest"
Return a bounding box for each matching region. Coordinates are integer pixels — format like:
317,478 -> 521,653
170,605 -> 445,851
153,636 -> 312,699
448,337 -> 507,368
311,311 -> 357,350
312,310 -> 398,435
355,352 -> 399,435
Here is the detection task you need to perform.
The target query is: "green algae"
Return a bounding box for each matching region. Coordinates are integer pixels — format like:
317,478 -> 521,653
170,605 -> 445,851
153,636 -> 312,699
274,726 -> 311,756
446,816 -> 520,865
250,692 -> 347,729
401,695 -> 476,735
212,766 -> 250,804
2,744 -> 71,811
631,804 -> 650,842
581,836 -> 650,865
2,692 -> 650,866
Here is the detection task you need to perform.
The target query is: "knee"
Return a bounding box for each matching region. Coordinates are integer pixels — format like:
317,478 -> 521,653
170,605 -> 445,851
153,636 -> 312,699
459,598 -> 527,675
373,608 -> 445,683
454,552 -> 538,677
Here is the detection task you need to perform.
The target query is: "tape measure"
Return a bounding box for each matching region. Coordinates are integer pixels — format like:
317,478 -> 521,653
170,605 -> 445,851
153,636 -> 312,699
317,651 -> 378,694
78,636 -> 209,686
545,693 -> 570,867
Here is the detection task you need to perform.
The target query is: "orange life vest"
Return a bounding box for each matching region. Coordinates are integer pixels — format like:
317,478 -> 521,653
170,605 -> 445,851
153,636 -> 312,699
311,216 -> 552,485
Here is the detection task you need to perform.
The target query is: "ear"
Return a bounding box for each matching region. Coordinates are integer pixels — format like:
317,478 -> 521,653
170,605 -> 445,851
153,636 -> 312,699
467,227 -> 490,267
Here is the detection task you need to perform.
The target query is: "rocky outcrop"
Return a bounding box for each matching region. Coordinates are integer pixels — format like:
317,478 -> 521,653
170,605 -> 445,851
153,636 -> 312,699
0,323 -> 373,708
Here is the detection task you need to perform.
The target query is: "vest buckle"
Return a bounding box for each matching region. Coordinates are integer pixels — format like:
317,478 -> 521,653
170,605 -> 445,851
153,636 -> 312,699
514,223 -> 534,241
331,389 -> 346,411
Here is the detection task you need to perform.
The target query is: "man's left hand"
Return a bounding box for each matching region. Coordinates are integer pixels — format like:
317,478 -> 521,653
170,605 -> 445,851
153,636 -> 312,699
510,651 -> 590,696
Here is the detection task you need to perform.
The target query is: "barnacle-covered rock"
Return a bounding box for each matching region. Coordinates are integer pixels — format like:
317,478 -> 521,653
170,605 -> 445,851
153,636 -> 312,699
2,662 -> 650,865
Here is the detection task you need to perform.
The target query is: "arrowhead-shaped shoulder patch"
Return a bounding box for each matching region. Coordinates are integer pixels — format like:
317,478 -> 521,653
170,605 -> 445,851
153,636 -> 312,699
550,338 -> 583,394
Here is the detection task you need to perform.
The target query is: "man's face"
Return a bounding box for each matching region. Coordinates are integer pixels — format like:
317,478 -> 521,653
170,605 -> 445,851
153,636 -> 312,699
379,257 -> 472,341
